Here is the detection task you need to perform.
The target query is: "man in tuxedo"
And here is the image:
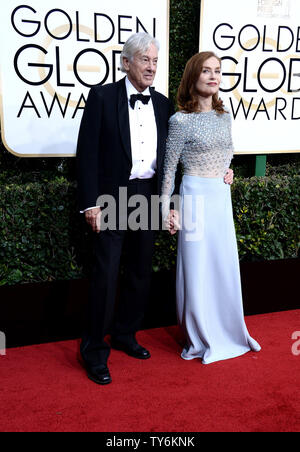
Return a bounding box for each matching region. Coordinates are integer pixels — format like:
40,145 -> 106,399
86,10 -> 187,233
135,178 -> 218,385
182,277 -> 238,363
76,33 -> 174,385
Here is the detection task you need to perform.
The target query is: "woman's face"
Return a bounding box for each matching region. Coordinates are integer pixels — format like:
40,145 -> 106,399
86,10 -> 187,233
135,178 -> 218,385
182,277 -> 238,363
195,56 -> 221,97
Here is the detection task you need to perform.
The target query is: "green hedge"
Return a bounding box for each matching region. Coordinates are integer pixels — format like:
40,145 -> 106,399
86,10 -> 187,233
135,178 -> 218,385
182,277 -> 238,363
0,171 -> 299,285
231,174 -> 299,261
0,178 -> 83,285
153,172 -> 300,271
0,0 -> 299,286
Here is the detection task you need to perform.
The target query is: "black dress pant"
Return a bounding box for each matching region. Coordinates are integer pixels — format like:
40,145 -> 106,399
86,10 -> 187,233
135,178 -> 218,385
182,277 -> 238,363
81,178 -> 156,369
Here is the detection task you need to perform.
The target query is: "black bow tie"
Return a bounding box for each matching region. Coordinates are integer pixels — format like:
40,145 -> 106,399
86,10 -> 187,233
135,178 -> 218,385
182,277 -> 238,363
130,94 -> 151,109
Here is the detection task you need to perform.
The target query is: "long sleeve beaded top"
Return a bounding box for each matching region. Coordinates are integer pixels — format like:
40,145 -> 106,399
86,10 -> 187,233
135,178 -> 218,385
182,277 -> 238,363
161,109 -> 234,219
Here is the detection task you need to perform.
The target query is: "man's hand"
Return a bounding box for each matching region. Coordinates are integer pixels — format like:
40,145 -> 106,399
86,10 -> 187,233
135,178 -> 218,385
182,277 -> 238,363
165,209 -> 180,235
85,207 -> 101,233
224,168 -> 234,185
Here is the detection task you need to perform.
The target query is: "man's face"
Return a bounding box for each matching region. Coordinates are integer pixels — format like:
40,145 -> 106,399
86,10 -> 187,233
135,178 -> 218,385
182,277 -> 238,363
123,44 -> 158,92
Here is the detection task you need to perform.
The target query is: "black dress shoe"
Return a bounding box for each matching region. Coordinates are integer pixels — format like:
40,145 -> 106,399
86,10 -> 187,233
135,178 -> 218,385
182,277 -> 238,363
86,366 -> 112,385
80,356 -> 112,385
111,339 -> 151,360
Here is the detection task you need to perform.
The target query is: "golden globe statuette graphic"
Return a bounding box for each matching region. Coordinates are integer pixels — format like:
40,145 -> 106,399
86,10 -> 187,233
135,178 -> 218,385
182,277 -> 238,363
226,38 -> 300,121
200,0 -> 300,155
224,0 -> 297,138
0,0 -> 170,157
37,23 -> 123,117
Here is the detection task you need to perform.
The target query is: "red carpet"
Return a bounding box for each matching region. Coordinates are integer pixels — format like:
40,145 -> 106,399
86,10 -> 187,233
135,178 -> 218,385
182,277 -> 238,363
0,310 -> 300,432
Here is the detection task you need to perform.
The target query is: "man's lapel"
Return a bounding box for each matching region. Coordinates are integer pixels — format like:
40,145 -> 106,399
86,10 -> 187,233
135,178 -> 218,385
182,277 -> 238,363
117,77 -> 132,164
150,87 -> 163,169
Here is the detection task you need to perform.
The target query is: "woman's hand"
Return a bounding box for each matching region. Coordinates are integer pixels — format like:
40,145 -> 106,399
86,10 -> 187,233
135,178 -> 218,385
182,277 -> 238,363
165,210 -> 180,235
224,168 -> 234,185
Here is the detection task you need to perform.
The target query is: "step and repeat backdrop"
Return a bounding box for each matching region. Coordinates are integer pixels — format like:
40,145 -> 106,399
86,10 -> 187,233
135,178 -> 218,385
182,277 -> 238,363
200,0 -> 300,154
1,0 -> 299,157
0,0 -> 169,156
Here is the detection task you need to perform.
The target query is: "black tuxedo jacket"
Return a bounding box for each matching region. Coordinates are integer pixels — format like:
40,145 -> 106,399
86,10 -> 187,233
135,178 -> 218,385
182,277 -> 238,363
76,77 -> 174,212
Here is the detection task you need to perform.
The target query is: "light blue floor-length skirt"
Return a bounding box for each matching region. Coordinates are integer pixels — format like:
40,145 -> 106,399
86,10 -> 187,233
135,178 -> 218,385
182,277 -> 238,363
176,175 -> 261,364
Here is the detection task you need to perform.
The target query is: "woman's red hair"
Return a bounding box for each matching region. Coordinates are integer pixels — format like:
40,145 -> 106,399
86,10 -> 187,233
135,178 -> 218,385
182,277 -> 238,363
177,51 -> 226,114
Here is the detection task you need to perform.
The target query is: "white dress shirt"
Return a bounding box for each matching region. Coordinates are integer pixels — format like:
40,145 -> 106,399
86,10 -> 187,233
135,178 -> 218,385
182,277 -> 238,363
125,77 -> 157,180
82,77 -> 158,212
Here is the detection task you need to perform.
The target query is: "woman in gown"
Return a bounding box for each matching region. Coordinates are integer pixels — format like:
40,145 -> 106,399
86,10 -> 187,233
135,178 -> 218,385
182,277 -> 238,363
161,52 -> 261,364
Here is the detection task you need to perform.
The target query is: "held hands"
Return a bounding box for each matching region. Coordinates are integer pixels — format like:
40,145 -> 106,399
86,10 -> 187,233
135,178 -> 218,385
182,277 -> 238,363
165,209 -> 180,235
165,169 -> 234,236
85,170 -> 233,235
85,207 -> 101,233
224,168 -> 234,185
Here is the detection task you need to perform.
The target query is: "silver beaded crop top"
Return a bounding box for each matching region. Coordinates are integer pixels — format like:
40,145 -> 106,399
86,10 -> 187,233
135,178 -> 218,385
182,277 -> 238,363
161,110 -> 234,217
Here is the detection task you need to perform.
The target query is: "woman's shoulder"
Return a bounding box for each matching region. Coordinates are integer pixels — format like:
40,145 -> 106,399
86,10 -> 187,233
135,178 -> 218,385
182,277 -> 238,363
216,108 -> 232,125
222,107 -> 232,118
169,110 -> 190,124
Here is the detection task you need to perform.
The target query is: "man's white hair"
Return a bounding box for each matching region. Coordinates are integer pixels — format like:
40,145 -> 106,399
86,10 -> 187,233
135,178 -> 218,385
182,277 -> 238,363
120,32 -> 160,73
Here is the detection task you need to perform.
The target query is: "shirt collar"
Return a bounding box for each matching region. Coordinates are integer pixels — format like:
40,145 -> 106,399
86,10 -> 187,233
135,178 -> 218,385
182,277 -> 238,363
125,77 -> 151,99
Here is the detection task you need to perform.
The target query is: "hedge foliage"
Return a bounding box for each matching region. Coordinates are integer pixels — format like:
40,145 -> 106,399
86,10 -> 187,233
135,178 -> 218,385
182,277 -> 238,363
154,170 -> 300,271
0,178 -> 82,285
0,169 -> 299,285
0,0 -> 300,285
